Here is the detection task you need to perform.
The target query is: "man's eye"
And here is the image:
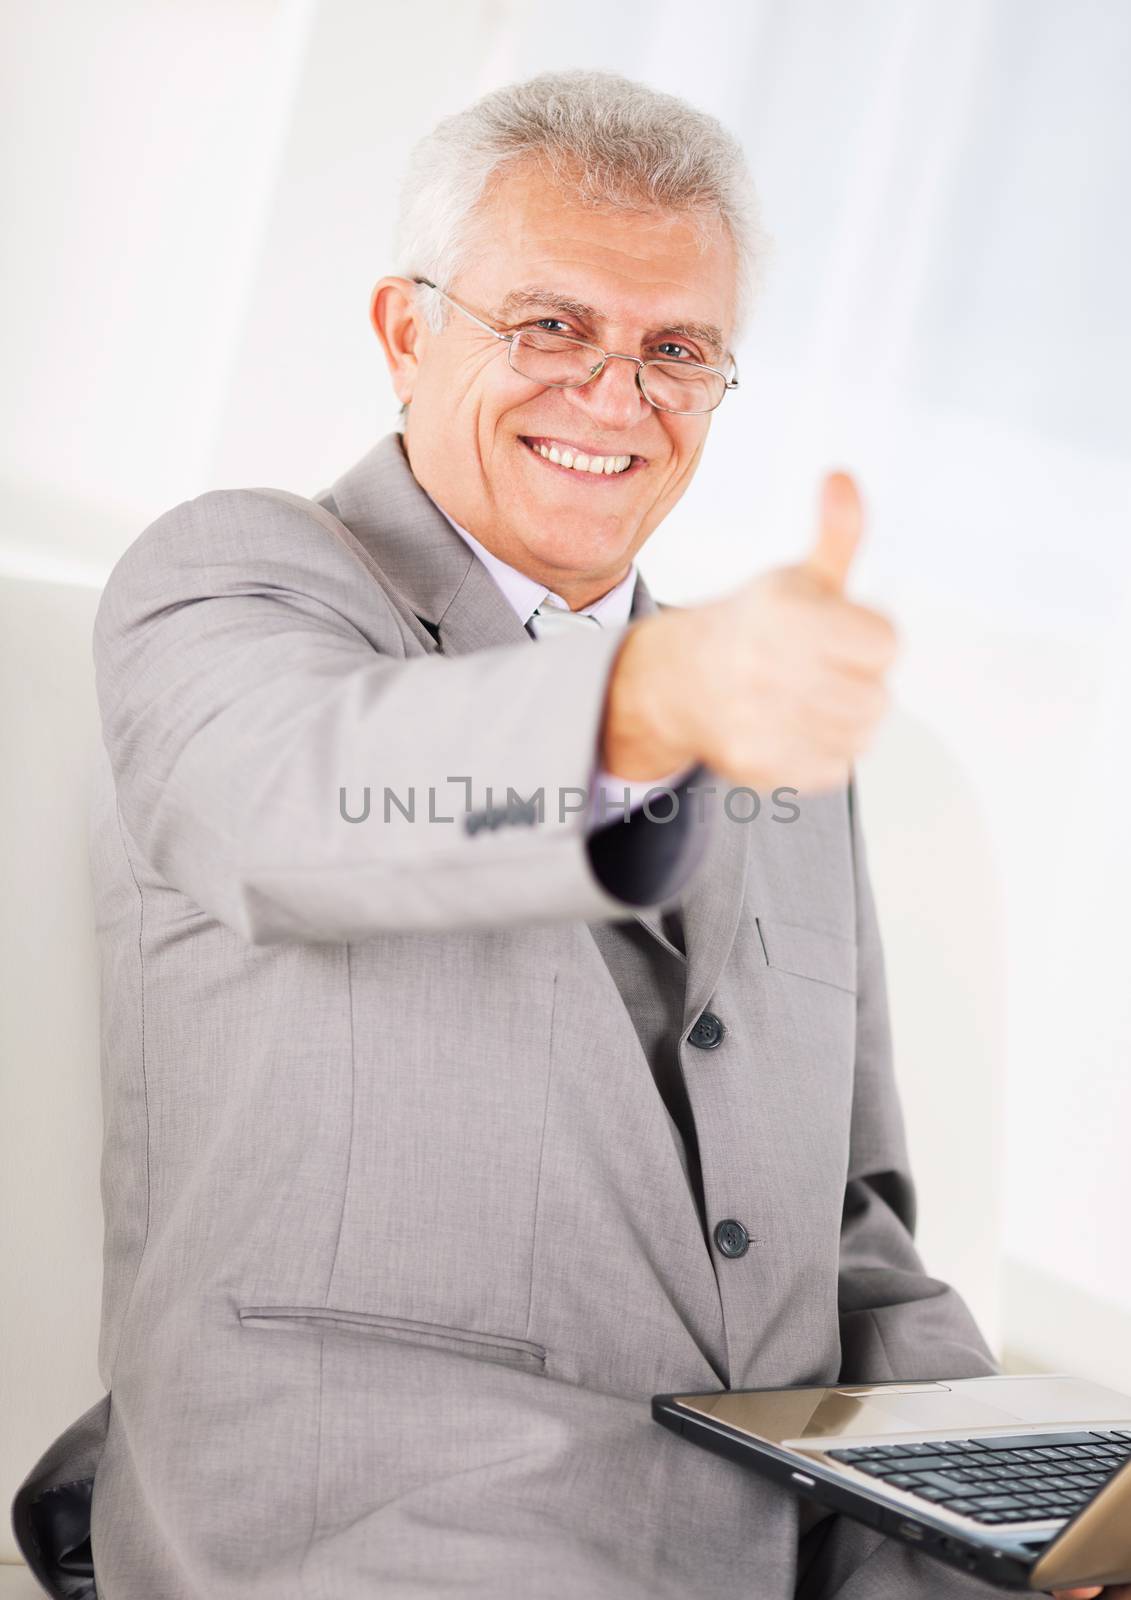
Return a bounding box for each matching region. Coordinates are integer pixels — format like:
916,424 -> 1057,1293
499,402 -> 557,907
532,318 -> 571,334
655,342 -> 697,363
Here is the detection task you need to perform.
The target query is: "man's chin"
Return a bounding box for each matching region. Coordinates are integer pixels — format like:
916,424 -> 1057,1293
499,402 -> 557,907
513,526 -> 635,585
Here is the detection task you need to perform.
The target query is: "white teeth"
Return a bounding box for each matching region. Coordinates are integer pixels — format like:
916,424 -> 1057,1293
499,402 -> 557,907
527,440 -> 633,475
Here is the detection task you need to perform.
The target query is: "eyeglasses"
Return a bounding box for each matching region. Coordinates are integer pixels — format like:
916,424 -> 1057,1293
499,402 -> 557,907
412,277 -> 739,416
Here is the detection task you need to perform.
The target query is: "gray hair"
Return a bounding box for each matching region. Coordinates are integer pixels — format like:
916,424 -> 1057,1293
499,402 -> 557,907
395,69 -> 767,345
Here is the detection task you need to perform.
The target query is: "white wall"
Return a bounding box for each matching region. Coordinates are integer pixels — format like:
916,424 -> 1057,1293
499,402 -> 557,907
0,0 -> 316,576
3,0 -> 1130,1384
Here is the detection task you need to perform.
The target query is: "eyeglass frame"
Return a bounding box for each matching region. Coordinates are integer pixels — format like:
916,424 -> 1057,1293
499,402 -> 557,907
411,276 -> 739,416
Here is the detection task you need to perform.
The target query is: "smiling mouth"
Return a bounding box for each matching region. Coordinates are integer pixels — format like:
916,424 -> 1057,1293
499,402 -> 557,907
519,435 -> 644,480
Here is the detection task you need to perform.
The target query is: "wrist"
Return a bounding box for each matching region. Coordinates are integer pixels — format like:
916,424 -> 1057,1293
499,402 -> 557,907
601,611 -> 701,781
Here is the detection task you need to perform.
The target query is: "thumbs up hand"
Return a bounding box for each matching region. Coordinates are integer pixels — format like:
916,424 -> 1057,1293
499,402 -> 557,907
602,471 -> 899,794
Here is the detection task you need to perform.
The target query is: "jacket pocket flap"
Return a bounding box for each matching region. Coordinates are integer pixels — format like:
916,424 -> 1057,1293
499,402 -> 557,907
756,916 -> 857,993
238,1304 -> 547,1367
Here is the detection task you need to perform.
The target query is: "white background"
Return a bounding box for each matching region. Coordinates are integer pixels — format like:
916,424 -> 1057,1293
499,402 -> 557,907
3,0 -> 1129,1385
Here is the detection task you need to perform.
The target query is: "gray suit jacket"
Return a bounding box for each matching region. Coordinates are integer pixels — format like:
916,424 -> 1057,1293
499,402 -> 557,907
12,432 -> 1000,1599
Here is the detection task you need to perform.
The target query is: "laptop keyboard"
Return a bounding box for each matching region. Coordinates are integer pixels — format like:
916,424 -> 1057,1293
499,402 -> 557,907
827,1429 -> 1131,1525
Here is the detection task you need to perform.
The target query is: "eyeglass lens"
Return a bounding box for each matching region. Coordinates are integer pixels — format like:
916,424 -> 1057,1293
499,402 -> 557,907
509,328 -> 727,414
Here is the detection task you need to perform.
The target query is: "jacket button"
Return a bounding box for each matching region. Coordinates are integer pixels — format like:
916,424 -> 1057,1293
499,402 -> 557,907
688,1011 -> 725,1049
714,1219 -> 750,1259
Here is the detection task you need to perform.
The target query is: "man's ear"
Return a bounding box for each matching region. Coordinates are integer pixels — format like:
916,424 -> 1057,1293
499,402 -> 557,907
370,276 -> 423,406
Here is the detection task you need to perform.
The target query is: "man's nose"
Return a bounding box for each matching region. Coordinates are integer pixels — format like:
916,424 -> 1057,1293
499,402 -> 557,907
562,353 -> 652,431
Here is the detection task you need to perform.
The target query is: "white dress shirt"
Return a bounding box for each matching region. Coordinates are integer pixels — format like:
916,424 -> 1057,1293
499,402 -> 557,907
425,494 -> 688,826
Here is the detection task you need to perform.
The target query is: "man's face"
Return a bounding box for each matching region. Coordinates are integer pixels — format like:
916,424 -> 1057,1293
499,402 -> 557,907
385,159 -> 737,606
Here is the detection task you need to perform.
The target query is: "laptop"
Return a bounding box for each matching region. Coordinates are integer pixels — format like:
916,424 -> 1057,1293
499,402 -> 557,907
652,1374 -> 1131,1591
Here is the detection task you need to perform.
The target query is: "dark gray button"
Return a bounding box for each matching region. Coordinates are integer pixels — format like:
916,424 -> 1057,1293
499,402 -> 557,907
688,1011 -> 725,1049
713,1219 -> 749,1258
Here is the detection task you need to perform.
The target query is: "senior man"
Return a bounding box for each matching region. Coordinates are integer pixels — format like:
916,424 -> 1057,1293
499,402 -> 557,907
13,69 -> 1113,1600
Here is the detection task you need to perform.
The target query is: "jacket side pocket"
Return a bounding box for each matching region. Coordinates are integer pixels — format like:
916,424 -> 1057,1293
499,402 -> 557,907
237,1304 -> 547,1369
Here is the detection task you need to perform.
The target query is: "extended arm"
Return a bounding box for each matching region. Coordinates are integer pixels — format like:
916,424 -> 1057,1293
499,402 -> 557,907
93,488 -> 707,944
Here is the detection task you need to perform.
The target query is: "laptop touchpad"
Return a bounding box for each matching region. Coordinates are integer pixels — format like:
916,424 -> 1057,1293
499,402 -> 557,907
799,1388 -> 1022,1440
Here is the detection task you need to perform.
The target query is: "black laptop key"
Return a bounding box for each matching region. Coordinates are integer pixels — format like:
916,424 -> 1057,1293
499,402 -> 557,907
872,1454 -> 960,1474
914,1472 -> 979,1496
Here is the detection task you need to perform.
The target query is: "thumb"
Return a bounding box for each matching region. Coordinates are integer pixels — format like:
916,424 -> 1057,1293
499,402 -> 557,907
805,470 -> 864,592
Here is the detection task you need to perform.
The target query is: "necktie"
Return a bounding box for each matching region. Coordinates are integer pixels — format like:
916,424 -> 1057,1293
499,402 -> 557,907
528,598 -> 603,638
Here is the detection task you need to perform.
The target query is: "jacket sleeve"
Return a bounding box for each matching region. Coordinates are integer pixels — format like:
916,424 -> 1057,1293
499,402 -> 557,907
93,487 -> 710,944
835,770 -> 1000,1383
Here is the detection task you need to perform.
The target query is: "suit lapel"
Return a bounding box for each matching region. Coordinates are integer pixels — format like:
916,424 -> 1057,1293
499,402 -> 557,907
627,576 -> 671,947
678,788 -> 750,1033
621,575 -> 679,951
626,577 -> 750,1022
321,431 -> 531,655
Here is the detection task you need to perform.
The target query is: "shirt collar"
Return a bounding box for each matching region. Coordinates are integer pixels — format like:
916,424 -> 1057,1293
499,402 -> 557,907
424,492 -> 638,629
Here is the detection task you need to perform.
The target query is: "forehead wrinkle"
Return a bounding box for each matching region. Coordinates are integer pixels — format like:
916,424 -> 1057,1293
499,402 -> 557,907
494,285 -> 726,358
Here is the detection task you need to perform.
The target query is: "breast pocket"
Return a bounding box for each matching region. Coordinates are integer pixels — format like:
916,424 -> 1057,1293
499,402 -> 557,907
756,915 -> 858,994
